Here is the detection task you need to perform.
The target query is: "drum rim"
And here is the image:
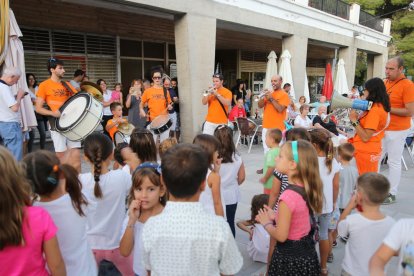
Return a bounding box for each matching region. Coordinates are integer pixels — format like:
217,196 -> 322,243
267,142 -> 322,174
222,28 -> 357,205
56,92 -> 92,132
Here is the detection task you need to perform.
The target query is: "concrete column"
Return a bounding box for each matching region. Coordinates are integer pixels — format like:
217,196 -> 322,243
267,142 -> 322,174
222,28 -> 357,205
174,13 -> 216,142
373,51 -> 388,79
349,3 -> 360,24
281,35 -> 308,99
367,54 -> 374,79
338,46 -> 357,89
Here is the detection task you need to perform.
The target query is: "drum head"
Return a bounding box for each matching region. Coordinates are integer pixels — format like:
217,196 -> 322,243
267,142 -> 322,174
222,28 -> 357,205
57,94 -> 90,130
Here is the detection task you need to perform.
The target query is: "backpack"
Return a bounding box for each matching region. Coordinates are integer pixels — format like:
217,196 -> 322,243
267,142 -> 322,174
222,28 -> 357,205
284,185 -> 319,244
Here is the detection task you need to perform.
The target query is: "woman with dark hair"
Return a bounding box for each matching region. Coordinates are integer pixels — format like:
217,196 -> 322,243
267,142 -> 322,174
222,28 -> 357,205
97,79 -> 114,138
26,73 -> 48,152
232,79 -> 246,106
348,77 -> 391,174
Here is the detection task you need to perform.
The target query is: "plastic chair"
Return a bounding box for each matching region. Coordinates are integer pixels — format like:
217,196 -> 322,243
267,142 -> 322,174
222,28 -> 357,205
235,117 -> 262,153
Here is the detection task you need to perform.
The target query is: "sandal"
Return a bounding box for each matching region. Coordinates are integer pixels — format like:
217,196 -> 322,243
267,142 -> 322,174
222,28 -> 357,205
321,268 -> 328,276
327,253 -> 334,263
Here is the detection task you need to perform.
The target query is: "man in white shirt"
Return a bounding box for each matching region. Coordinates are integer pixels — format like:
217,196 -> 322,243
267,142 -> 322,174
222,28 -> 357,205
142,144 -> 243,276
0,67 -> 26,160
69,69 -> 85,91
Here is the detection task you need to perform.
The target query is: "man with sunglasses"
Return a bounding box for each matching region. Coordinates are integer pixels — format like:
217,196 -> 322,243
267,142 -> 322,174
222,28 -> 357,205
139,69 -> 173,143
202,73 -> 232,135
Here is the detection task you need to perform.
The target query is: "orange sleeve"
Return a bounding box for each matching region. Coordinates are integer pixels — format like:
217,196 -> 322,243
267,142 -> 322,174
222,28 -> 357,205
141,90 -> 149,104
403,81 -> 414,104
36,82 -> 48,100
279,92 -> 290,107
223,89 -> 232,100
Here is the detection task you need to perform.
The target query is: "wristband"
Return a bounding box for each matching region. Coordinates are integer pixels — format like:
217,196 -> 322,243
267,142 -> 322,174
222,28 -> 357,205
268,98 -> 274,102
127,224 -> 135,229
263,222 -> 274,229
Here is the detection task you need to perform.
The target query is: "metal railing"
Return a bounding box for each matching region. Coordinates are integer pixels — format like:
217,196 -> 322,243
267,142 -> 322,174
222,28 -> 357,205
309,0 -> 350,20
359,10 -> 383,32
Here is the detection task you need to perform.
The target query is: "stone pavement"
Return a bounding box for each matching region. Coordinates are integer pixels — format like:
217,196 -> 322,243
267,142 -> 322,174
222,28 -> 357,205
235,143 -> 414,276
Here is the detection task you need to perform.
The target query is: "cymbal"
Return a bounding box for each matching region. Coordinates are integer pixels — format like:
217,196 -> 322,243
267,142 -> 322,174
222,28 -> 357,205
80,81 -> 103,101
118,122 -> 135,136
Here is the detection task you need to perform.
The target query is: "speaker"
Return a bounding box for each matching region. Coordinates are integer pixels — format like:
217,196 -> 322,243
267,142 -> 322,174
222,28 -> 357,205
331,90 -> 373,111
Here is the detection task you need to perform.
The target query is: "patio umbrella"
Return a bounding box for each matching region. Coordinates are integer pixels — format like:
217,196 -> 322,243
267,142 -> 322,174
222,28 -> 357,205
264,51 -> 277,91
333,58 -> 349,96
2,9 -> 37,131
304,71 -> 310,103
322,63 -> 333,100
279,49 -> 295,100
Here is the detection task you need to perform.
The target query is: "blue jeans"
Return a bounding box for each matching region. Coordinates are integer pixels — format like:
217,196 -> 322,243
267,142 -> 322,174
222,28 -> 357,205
0,121 -> 23,161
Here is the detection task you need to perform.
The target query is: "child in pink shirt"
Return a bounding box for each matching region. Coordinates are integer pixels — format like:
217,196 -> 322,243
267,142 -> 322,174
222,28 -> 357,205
111,82 -> 123,105
0,147 -> 65,276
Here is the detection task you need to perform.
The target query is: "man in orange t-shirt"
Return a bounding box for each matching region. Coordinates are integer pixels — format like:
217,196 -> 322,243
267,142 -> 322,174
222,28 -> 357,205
36,58 -> 80,171
139,69 -> 173,143
381,57 -> 414,204
202,73 -> 232,135
258,75 -> 290,153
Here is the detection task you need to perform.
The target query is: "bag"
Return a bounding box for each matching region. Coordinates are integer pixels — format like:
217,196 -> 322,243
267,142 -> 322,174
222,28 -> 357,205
285,185 -> 320,244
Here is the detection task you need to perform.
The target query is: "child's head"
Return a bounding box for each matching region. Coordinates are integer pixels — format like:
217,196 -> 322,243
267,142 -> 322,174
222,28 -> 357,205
114,142 -> 129,167
159,137 -> 178,158
357,173 -> 390,206
285,127 -> 311,142
130,162 -> 167,209
114,82 -> 122,91
337,143 -> 355,162
0,147 -> 31,249
83,133 -> 114,198
22,150 -> 87,216
193,134 -> 220,166
214,125 -> 235,163
250,194 -> 269,223
129,128 -> 157,162
265,128 -> 282,148
161,144 -> 209,199
277,140 -> 323,213
309,128 -> 334,173
110,102 -> 123,117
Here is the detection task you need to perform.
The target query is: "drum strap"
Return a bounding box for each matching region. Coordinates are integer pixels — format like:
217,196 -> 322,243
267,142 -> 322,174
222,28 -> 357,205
61,81 -> 75,97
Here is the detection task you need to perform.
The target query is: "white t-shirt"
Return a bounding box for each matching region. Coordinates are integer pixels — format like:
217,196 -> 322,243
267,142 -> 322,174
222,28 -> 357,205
294,115 -> 312,129
121,216 -> 145,275
338,213 -> 395,276
199,169 -> 226,217
34,194 -> 98,276
383,219 -> 414,276
69,80 -> 80,90
80,169 -> 132,249
220,154 -> 243,205
247,224 -> 270,263
318,156 -> 340,214
103,90 -> 113,116
0,81 -> 19,122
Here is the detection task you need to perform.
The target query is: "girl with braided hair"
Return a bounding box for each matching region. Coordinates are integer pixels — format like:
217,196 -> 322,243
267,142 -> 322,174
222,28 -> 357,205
23,150 -> 97,276
80,133 -> 133,275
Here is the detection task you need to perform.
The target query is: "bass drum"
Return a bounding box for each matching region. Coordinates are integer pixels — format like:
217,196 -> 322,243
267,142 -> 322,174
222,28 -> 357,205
56,92 -> 103,141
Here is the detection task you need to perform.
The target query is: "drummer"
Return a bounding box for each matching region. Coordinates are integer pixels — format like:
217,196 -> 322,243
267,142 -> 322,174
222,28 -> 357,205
106,102 -> 128,141
139,69 -> 173,143
35,58 -> 81,171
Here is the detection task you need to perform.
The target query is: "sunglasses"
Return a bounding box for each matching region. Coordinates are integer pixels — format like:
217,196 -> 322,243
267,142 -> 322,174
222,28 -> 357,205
153,76 -> 162,80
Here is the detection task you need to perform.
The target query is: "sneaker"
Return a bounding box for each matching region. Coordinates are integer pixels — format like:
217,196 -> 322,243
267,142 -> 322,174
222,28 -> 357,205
382,194 -> 396,205
327,253 -> 334,263
332,240 -> 338,248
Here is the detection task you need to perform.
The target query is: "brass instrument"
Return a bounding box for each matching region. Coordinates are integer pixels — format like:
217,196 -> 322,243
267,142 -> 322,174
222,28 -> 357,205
253,91 -> 267,102
202,87 -> 216,97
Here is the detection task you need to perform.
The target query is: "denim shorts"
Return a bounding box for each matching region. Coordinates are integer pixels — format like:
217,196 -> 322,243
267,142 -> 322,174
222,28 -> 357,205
329,207 -> 340,230
317,213 -> 331,240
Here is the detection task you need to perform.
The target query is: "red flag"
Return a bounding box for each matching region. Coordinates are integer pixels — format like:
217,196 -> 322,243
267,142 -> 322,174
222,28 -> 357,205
322,63 -> 333,100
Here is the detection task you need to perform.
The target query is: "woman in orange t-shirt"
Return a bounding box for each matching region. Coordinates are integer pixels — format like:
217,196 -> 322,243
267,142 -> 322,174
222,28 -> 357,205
348,78 -> 391,174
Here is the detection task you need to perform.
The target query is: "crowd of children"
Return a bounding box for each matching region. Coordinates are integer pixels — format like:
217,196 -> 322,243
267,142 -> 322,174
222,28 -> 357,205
0,119 -> 412,275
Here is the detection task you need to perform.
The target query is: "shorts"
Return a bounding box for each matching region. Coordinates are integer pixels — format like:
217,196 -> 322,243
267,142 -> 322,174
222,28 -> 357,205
169,112 -> 177,130
50,130 -> 81,152
329,207 -> 340,230
317,213 -> 331,240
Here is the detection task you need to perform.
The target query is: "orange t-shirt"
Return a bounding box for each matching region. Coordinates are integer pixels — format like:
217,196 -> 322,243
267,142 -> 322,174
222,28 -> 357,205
141,87 -> 171,121
384,75 -> 414,131
348,103 -> 388,154
37,79 -> 77,112
205,87 -> 232,124
262,89 -> 290,129
106,118 -> 118,140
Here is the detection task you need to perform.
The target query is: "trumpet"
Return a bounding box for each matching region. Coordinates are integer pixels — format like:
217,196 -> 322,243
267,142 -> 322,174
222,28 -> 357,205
253,91 -> 267,102
202,87 -> 216,97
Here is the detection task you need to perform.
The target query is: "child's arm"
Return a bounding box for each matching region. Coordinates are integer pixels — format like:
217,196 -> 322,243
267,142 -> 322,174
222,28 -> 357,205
369,244 -> 398,276
332,172 -> 340,209
256,203 -> 291,242
237,162 -> 245,185
44,236 -> 66,276
260,166 -> 275,184
236,220 -> 253,238
209,172 -> 225,217
105,118 -> 118,132
338,193 -> 357,222
268,174 -> 282,209
120,200 -> 141,257
120,93 -> 123,106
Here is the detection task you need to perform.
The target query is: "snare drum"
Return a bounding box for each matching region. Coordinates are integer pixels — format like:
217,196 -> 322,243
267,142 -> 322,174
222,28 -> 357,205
149,114 -> 172,135
114,131 -> 131,146
56,92 -> 103,141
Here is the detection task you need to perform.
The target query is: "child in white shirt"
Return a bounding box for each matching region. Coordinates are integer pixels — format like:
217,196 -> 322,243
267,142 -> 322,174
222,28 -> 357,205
338,173 -> 395,276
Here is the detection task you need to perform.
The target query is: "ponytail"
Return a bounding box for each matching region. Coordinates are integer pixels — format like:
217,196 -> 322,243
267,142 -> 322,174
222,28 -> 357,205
310,128 -> 333,173
59,164 -> 88,216
324,138 -> 334,173
93,147 -> 103,198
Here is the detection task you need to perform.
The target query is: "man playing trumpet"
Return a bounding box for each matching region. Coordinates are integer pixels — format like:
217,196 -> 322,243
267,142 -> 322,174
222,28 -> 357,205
202,73 -> 232,135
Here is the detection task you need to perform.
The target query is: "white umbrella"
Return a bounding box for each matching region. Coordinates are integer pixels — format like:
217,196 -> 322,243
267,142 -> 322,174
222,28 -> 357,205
264,51 -> 277,91
3,9 -> 37,131
333,58 -> 349,96
279,49 -> 295,100
304,71 -> 310,103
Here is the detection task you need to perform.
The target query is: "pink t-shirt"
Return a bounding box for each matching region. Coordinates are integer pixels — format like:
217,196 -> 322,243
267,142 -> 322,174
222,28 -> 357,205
276,189 -> 310,240
0,206 -> 58,276
111,90 -> 121,101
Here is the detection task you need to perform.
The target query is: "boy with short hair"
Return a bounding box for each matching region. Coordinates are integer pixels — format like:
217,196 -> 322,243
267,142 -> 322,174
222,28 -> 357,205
338,173 -> 395,276
105,102 -> 127,141
259,128 -> 282,194
337,143 -> 359,212
142,144 -> 243,276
